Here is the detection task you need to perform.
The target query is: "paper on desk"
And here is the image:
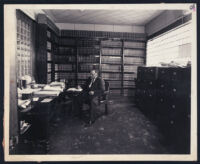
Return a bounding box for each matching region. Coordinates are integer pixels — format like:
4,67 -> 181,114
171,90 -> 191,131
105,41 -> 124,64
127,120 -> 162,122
67,88 -> 83,92
50,81 -> 65,88
18,99 -> 31,108
41,98 -> 53,103
33,90 -> 60,97
43,85 -> 63,92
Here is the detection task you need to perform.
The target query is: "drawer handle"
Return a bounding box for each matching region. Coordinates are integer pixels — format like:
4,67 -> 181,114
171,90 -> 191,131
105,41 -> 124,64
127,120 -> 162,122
173,88 -> 176,92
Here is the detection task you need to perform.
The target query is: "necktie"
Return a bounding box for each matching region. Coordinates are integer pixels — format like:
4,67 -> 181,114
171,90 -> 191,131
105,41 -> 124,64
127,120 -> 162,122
89,78 -> 95,88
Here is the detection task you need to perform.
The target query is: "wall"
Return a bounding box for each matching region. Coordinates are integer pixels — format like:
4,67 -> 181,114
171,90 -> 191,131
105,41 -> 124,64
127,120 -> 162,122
56,23 -> 145,33
4,6 -> 18,151
145,10 -> 187,36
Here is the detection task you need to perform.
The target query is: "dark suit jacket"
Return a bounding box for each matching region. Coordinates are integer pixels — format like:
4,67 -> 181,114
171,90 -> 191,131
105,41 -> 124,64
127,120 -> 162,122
82,77 -> 105,97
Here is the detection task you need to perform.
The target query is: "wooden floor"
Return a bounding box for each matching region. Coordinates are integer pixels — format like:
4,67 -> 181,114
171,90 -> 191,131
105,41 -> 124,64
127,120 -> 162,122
44,96 -> 169,154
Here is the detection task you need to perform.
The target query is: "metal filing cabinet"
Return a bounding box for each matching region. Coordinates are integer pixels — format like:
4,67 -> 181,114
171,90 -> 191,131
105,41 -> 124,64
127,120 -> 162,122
135,66 -> 191,153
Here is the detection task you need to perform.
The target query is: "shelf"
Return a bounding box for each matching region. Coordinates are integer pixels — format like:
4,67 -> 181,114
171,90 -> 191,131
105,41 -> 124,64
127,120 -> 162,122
77,46 -> 100,49
123,47 -> 146,50
104,79 -> 122,81
55,70 -> 75,73
101,46 -> 122,48
123,72 -> 136,74
101,62 -> 121,65
54,61 -> 75,64
123,79 -> 135,81
124,63 -> 144,66
47,61 -> 53,63
56,54 -> 76,56
102,54 -> 122,57
124,55 -> 145,58
122,87 -> 135,89
58,45 -> 76,48
101,71 -> 122,73
78,62 -> 99,64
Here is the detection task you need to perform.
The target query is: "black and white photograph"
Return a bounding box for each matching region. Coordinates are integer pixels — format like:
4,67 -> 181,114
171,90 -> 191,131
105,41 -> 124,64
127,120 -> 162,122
4,4 -> 197,161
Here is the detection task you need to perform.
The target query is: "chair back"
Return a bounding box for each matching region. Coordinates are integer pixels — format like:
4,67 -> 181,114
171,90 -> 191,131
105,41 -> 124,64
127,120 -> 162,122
105,81 -> 110,92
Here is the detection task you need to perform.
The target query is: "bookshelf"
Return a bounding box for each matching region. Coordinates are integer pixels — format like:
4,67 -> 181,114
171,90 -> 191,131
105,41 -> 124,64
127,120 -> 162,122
36,15 -> 59,84
100,39 -> 146,96
37,24 -> 147,96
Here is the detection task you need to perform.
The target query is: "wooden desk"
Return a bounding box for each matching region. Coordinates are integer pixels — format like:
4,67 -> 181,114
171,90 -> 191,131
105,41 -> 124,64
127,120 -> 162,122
18,96 -> 61,153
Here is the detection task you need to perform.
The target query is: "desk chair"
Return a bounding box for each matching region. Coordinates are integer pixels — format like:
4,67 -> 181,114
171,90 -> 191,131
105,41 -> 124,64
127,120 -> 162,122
98,81 -> 110,115
82,81 -> 110,124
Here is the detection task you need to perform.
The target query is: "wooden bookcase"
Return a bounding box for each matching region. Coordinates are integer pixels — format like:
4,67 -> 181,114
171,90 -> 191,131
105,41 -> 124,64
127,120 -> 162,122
36,22 -> 147,96
36,14 -> 59,84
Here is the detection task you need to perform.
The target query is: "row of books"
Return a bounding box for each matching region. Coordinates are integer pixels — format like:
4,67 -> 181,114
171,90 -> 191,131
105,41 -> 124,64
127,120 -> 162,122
101,40 -> 122,47
78,73 -> 90,79
58,47 -> 75,55
61,30 -> 146,40
79,64 -> 99,72
101,64 -> 121,72
101,73 -> 121,80
123,81 -> 135,86
55,64 -> 75,71
107,81 -> 122,88
123,89 -> 135,96
124,65 -> 138,72
47,74 -> 51,83
124,41 -> 145,48
101,56 -> 121,64
47,52 -> 52,61
78,47 -> 100,55
47,63 -> 52,72
78,55 -> 99,63
77,80 -> 86,86
109,89 -> 121,95
55,72 -> 76,79
59,38 -> 76,46
54,55 -> 76,62
124,49 -> 145,57
102,48 -> 122,56
47,41 -> 52,50
124,73 -> 137,80
124,57 -> 144,64
77,39 -> 99,47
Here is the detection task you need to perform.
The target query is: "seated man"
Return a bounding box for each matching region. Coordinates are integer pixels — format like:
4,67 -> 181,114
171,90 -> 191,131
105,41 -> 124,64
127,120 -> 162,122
75,69 -> 105,125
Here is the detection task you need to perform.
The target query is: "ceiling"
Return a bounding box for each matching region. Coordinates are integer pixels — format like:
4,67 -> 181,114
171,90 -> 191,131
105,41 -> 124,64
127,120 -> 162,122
43,9 -> 165,26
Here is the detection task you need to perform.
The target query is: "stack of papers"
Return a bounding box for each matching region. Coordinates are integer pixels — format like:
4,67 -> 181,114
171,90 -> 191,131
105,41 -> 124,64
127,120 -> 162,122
50,81 -> 65,88
43,85 -> 63,92
41,98 -> 53,103
18,99 -> 31,108
67,88 -> 83,92
33,90 -> 61,97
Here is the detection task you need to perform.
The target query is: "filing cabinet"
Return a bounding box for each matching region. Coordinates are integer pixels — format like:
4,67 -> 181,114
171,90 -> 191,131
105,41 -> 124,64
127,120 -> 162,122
135,66 -> 191,153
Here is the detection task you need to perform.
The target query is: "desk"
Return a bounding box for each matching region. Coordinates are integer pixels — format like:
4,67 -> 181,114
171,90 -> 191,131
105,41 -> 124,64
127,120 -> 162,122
65,90 -> 82,116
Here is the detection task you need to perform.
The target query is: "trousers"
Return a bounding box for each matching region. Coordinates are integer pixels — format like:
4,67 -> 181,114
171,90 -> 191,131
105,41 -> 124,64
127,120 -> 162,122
74,91 -> 99,122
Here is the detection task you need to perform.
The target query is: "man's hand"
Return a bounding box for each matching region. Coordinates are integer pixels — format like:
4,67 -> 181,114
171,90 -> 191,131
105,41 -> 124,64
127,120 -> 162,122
89,91 -> 94,95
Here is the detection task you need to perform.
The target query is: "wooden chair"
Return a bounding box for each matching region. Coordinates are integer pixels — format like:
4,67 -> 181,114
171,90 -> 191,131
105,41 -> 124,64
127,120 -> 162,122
98,81 -> 110,115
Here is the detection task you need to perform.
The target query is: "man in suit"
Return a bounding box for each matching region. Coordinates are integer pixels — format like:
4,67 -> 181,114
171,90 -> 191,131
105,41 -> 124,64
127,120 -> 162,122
75,69 -> 105,125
